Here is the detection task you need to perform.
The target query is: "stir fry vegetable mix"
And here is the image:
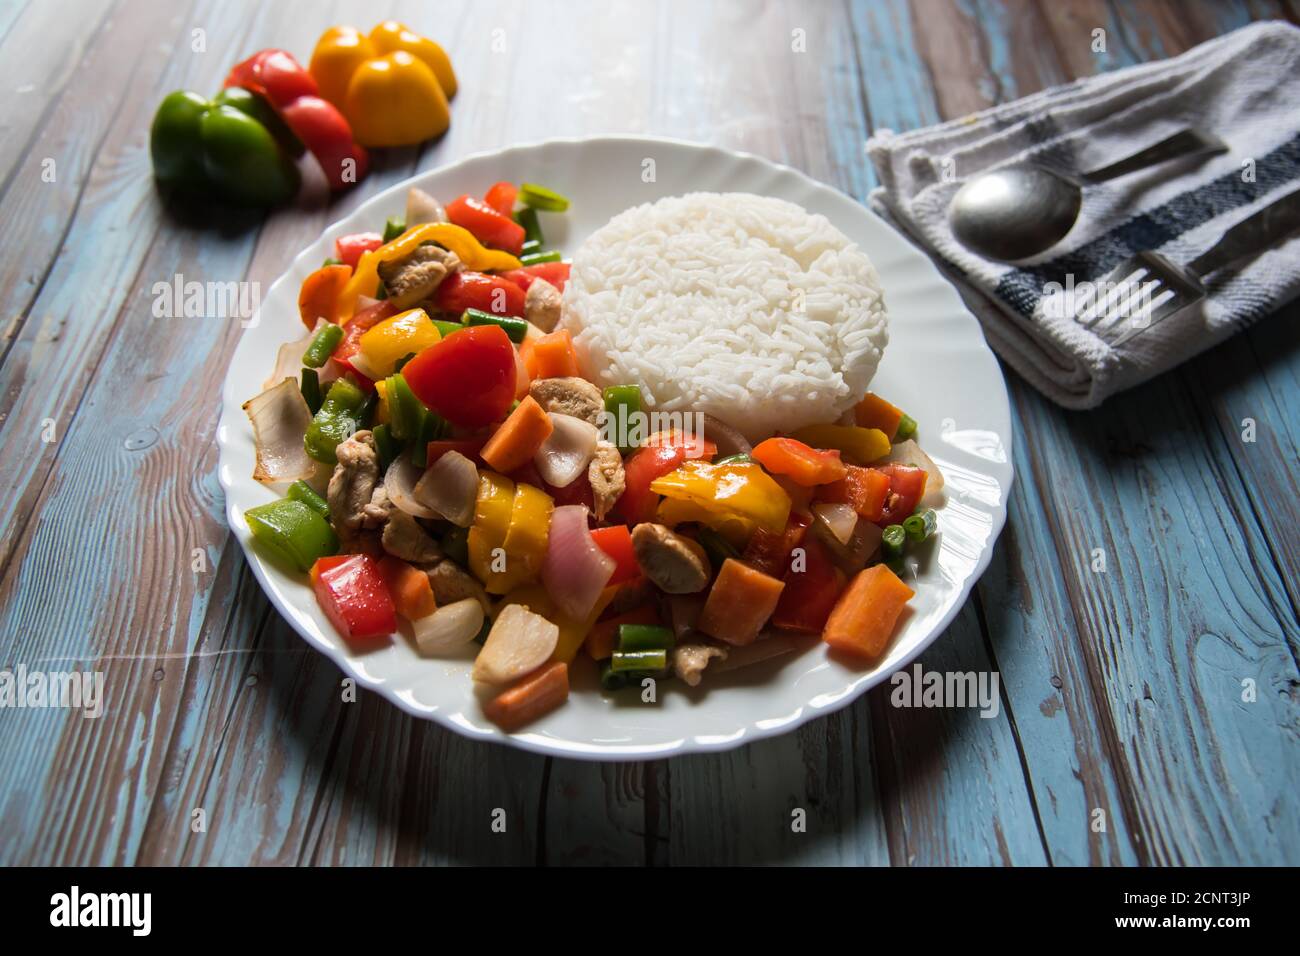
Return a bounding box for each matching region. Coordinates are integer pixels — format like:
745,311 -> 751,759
243,181 -> 944,730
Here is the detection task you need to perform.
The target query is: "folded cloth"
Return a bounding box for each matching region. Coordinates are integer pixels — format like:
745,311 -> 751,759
866,20 -> 1300,408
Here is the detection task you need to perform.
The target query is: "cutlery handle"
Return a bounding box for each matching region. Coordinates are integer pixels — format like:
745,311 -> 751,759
1188,187 -> 1300,278
1081,129 -> 1226,183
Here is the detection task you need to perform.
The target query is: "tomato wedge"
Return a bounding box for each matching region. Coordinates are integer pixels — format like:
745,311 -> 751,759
335,232 -> 382,269
483,181 -> 518,217
877,464 -> 927,525
400,324 -> 516,427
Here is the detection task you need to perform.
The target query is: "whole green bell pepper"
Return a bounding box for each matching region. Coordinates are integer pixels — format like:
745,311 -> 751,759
150,89 -> 300,206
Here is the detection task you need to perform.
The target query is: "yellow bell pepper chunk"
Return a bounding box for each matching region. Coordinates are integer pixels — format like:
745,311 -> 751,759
373,379 -> 390,425
468,471 -> 515,591
310,21 -> 456,147
339,223 -> 522,320
790,424 -> 892,465
501,482 -> 554,580
655,498 -> 757,549
650,460 -> 791,534
357,308 -> 440,379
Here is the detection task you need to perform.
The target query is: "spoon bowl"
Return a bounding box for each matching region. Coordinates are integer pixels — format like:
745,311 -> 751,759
949,166 -> 1081,262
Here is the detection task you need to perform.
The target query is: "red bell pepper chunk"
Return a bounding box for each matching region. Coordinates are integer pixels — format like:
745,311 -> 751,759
483,181 -> 518,218
330,300 -> 396,390
501,262 -> 571,293
877,464 -> 927,525
590,525 -> 641,586
752,437 -> 846,486
741,512 -> 810,577
400,324 -> 517,428
433,270 -> 526,318
616,445 -> 687,525
772,535 -> 846,633
335,232 -> 383,269
311,554 -> 397,644
446,195 -> 526,255
818,465 -> 891,522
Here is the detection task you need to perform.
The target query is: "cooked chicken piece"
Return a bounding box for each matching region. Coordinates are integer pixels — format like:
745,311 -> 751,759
361,484 -> 392,529
328,430 -> 379,551
528,376 -> 603,426
381,509 -> 443,564
524,277 -> 563,332
378,245 -> 461,309
588,440 -> 626,521
631,523 -> 712,594
671,642 -> 728,687
424,559 -> 491,614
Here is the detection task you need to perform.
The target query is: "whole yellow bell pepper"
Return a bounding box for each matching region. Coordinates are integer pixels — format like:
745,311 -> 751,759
790,424 -> 891,465
650,460 -> 791,533
339,223 -> 522,319
309,22 -> 456,148
357,308 -> 440,379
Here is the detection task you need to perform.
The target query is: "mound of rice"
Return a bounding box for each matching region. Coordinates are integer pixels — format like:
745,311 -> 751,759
560,192 -> 888,441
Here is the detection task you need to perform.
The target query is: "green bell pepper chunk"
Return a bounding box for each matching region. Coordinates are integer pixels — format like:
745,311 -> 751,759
244,499 -> 337,572
287,480 -> 330,518
304,378 -> 368,463
602,384 -> 642,454
149,90 -> 299,206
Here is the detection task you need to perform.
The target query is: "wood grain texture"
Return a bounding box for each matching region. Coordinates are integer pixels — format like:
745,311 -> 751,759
0,0 -> 1295,866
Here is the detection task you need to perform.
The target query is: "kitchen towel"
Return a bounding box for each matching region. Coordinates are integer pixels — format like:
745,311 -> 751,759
866,20 -> 1300,409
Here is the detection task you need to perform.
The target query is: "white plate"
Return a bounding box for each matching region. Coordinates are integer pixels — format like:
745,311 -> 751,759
218,135 -> 1013,760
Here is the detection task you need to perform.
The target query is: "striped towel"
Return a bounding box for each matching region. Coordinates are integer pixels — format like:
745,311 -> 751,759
866,20 -> 1300,409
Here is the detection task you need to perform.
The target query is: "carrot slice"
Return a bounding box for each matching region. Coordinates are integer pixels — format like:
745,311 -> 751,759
822,564 -> 914,661
697,558 -> 785,646
482,661 -> 569,731
377,555 -> 437,619
531,329 -> 580,378
297,264 -> 352,329
853,392 -> 904,440
479,395 -> 554,474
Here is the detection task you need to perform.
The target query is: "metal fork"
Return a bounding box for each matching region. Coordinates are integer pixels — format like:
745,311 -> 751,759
1075,187 -> 1300,346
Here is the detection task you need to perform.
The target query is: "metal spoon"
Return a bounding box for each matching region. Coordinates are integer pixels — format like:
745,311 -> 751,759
949,129 -> 1226,262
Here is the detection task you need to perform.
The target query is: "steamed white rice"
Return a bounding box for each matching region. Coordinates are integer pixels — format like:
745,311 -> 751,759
560,192 -> 888,441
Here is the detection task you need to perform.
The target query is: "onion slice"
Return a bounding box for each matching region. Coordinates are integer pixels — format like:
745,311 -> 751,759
264,320 -> 324,390
534,413 -> 598,488
813,502 -> 858,545
384,455 -> 438,519
413,450 -> 478,527
472,603 -> 559,684
542,505 -> 615,619
700,413 -> 752,459
406,186 -> 447,226
413,598 -> 484,656
242,378 -> 320,485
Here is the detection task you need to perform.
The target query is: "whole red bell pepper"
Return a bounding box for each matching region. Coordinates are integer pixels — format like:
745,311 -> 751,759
225,48 -> 369,191
433,270 -> 526,318
772,535 -> 846,633
311,554 -> 397,644
335,231 -> 383,269
446,194 -> 526,255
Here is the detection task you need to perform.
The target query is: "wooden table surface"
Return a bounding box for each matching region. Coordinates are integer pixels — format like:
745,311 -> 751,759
1,0 -> 1296,866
